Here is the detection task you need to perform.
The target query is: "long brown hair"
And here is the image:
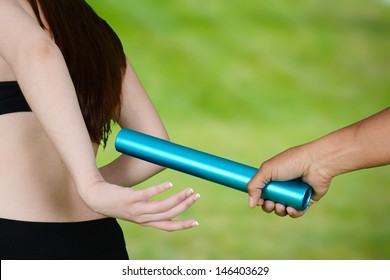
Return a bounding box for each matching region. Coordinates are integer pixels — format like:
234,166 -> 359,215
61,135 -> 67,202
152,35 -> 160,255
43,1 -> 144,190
27,0 -> 127,147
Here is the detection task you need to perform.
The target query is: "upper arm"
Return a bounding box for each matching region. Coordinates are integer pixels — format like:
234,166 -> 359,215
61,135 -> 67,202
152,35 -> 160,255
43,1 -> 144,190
118,60 -> 169,140
0,0 -> 52,71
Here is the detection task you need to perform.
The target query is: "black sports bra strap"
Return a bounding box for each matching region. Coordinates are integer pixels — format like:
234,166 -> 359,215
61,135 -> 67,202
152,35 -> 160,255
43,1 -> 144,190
0,81 -> 32,115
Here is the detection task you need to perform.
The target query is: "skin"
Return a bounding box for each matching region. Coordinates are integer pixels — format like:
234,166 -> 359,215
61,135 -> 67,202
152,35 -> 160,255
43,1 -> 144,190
247,107 -> 390,218
0,0 -> 199,231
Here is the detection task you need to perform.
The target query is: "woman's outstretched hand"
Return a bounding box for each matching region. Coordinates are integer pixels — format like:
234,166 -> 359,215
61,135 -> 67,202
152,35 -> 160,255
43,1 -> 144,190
81,181 -> 200,232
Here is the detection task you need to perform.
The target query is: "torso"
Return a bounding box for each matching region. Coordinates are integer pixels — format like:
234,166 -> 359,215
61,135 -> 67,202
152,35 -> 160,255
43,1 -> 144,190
0,0 -> 104,222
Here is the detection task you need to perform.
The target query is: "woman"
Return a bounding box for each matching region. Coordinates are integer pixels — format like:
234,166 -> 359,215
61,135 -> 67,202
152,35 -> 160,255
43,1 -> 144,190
0,0 -> 200,259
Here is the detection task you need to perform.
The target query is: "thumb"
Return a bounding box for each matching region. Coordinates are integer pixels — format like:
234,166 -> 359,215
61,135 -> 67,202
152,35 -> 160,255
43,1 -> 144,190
247,166 -> 270,208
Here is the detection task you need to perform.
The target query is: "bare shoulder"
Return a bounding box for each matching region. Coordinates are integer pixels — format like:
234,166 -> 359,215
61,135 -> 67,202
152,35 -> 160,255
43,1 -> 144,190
0,0 -> 51,63
0,0 -> 25,11
0,0 -> 37,34
0,0 -> 37,21
0,1 -> 36,77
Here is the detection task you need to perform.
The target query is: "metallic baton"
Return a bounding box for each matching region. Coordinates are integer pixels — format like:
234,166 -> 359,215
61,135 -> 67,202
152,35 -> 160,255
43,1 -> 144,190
115,128 -> 312,211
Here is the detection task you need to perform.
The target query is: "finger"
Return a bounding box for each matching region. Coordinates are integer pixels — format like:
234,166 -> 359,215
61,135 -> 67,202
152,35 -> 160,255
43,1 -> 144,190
307,199 -> 317,208
141,187 -> 196,214
286,198 -> 317,218
133,182 -> 173,201
261,200 -> 275,213
142,219 -> 199,232
257,198 -> 265,206
141,192 -> 200,223
289,199 -> 317,218
286,206 -> 305,218
274,203 -> 288,217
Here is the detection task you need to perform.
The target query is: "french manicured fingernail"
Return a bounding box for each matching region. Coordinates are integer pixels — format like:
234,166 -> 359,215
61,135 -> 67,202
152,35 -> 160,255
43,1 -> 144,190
191,221 -> 199,227
194,193 -> 201,201
186,188 -> 194,197
166,182 -> 173,189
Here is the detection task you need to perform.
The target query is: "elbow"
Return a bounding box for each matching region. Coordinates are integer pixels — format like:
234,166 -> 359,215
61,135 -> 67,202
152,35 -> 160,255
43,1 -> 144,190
27,38 -> 62,65
156,123 -> 170,142
148,127 -> 169,142
160,129 -> 170,142
15,37 -> 63,75
152,164 -> 166,176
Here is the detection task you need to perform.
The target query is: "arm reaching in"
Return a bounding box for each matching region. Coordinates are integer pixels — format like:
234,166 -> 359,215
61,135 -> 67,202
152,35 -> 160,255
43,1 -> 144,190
247,107 -> 390,218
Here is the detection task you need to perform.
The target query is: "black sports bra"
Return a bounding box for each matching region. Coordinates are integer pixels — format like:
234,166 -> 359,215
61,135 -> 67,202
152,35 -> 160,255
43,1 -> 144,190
0,81 -> 32,115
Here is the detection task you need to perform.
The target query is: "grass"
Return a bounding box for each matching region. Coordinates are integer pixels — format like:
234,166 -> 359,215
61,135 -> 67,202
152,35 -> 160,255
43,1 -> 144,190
90,0 -> 390,259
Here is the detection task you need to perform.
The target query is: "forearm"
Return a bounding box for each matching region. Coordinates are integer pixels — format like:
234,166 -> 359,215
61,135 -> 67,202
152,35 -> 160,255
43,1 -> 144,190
100,60 -> 169,187
308,107 -> 390,178
99,155 -> 165,187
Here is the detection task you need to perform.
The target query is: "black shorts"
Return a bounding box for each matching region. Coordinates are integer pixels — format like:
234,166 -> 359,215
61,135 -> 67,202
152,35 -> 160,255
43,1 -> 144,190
0,217 -> 128,260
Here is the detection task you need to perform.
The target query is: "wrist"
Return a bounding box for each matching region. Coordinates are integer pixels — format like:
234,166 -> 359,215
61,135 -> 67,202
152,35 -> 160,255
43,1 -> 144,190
73,168 -> 105,195
306,134 -> 352,180
75,171 -> 107,213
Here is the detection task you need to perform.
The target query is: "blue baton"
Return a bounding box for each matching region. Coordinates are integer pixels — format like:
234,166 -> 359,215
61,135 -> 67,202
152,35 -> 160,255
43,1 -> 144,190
115,128 -> 312,211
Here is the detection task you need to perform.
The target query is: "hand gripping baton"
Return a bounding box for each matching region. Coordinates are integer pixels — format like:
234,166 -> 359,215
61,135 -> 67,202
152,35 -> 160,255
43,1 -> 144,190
115,128 -> 312,211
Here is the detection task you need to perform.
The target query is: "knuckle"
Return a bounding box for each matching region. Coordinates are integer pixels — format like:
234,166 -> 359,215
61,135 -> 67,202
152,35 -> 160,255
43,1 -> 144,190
184,197 -> 195,208
123,207 -> 145,223
260,160 -> 271,171
138,190 -> 152,201
163,228 -> 175,233
133,215 -> 146,224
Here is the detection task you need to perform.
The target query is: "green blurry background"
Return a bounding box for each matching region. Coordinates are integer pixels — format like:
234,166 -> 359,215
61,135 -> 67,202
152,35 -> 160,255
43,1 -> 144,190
89,0 -> 390,259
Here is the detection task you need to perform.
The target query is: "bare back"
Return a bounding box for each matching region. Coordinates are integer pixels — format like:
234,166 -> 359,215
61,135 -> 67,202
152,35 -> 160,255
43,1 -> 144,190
0,0 -> 103,222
